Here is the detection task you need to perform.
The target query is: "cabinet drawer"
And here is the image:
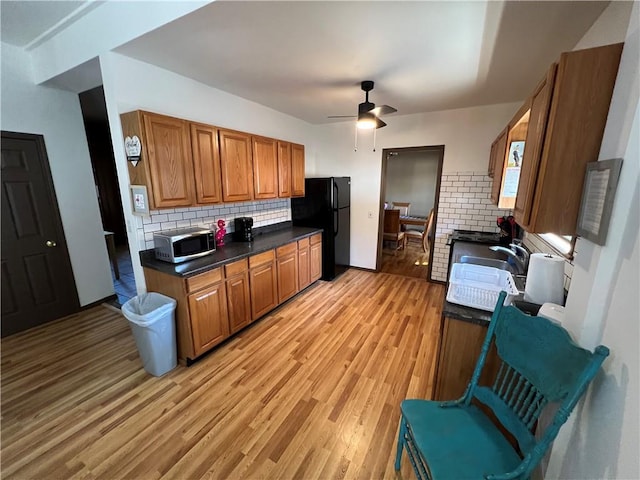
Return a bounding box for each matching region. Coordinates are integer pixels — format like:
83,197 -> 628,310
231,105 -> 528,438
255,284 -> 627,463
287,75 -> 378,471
186,267 -> 223,293
277,242 -> 297,257
249,249 -> 275,269
225,258 -> 248,277
310,233 -> 322,245
298,237 -> 310,249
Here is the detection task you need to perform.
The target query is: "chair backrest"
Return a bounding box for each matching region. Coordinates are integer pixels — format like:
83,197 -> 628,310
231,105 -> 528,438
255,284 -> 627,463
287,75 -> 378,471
461,292 -> 609,478
423,209 -> 435,251
392,202 -> 411,216
384,208 -> 401,233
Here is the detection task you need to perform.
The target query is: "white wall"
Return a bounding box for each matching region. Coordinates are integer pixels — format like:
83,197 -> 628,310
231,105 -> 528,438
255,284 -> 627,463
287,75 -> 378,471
385,151 -> 439,218
313,103 -> 520,269
1,42 -> 115,306
99,52 -> 316,293
545,1 -> 640,477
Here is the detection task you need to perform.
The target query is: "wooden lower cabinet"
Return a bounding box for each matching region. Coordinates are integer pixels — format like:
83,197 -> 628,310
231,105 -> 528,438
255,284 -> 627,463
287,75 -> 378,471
277,242 -> 299,303
225,259 -> 252,334
142,235 -> 322,364
249,250 -> 278,321
188,282 -> 230,357
433,316 -> 500,401
298,237 -> 311,290
310,234 -> 322,282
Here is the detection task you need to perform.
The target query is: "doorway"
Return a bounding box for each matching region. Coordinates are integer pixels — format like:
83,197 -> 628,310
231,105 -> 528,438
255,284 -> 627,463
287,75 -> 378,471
1,131 -> 80,336
377,146 -> 444,281
78,87 -> 134,307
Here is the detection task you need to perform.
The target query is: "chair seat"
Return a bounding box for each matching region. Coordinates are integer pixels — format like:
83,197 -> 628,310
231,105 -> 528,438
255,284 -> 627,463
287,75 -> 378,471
400,399 -> 522,479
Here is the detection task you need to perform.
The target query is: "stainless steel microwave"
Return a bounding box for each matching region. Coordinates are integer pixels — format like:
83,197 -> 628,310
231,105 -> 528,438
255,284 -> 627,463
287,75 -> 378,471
153,227 -> 215,263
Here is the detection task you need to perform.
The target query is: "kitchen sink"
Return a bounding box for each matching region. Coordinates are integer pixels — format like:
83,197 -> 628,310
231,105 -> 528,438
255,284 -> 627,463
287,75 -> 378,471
459,255 -> 527,294
459,255 -> 511,271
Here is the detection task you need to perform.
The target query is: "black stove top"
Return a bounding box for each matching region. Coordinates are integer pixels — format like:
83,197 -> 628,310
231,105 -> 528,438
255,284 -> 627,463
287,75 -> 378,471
450,230 -> 503,244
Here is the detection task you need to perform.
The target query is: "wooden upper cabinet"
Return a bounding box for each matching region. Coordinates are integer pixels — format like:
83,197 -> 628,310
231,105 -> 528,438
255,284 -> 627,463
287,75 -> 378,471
489,128 -> 508,205
121,110 -> 195,209
219,129 -> 254,202
252,136 -> 279,199
514,65 -> 556,228
191,123 -> 223,204
291,143 -> 305,197
278,141 -> 292,198
515,43 -> 623,234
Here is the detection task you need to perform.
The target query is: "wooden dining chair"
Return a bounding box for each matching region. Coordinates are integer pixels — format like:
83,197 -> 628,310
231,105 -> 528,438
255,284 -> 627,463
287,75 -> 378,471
383,208 -> 406,254
405,209 -> 434,252
395,291 -> 610,480
392,202 -> 411,216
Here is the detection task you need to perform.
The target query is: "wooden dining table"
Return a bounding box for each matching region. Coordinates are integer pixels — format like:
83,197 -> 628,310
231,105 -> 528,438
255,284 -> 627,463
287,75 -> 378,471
400,215 -> 427,227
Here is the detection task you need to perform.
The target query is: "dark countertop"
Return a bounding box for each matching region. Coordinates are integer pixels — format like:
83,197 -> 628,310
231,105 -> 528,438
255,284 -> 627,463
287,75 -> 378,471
448,229 -> 503,246
442,299 -> 493,326
140,224 -> 322,278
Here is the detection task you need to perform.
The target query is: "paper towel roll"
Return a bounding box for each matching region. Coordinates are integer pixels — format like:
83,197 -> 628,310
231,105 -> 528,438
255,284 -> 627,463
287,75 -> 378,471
524,253 -> 565,305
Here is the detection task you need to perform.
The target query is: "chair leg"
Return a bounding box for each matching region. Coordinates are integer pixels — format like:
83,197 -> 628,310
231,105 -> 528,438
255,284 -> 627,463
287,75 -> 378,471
395,416 -> 407,471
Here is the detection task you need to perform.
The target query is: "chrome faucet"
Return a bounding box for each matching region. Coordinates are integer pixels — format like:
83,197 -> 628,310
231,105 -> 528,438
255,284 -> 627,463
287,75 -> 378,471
489,244 -> 530,275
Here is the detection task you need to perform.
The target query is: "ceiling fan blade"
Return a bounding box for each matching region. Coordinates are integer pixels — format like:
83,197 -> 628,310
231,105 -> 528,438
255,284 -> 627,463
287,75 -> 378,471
375,117 -> 387,129
369,105 -> 397,117
328,115 -> 357,118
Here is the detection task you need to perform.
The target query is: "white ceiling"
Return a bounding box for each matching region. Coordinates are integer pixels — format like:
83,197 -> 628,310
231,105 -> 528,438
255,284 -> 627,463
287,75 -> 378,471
2,1 -> 610,124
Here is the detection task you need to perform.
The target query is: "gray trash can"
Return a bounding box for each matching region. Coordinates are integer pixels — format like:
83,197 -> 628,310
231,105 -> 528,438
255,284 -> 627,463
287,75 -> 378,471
122,292 -> 177,377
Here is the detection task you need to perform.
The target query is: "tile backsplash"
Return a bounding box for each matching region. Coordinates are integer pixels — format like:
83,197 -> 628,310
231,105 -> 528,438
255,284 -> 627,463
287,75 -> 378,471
134,198 -> 291,251
431,171 -> 511,282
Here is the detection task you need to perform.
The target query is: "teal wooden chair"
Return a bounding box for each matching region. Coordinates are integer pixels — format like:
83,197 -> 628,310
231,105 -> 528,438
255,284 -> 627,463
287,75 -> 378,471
395,291 -> 609,480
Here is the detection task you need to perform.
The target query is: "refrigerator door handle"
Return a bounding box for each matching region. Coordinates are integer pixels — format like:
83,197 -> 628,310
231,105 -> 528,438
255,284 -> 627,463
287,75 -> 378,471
333,181 -> 339,237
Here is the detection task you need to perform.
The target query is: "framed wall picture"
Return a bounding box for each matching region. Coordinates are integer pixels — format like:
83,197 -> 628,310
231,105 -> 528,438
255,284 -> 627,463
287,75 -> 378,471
576,158 -> 623,245
130,185 -> 150,216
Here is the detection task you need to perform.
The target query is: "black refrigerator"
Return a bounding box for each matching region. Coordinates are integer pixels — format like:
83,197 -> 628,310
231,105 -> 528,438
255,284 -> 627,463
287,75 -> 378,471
291,177 -> 350,281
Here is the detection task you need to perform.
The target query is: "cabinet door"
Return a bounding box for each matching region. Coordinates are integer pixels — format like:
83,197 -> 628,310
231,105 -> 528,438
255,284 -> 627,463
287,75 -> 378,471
489,128 -> 508,205
252,136 -> 279,199
310,236 -> 322,282
191,123 -> 223,204
188,282 -> 230,357
291,143 -> 305,197
514,64 -> 556,229
226,272 -> 252,334
298,242 -> 311,290
433,317 -> 499,401
249,261 -> 278,320
219,129 -> 254,202
142,112 -> 195,208
278,141 -> 292,198
277,251 -> 299,304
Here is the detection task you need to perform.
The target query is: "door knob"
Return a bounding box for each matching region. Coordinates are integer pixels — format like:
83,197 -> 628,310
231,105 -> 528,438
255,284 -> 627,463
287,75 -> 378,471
46,240 -> 57,247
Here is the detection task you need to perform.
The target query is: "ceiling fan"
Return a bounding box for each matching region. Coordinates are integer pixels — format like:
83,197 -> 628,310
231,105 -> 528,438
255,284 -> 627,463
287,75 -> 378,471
329,80 -> 397,129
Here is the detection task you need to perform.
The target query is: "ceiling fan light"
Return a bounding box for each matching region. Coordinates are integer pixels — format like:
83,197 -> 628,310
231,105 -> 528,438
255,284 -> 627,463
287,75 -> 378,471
357,112 -> 376,129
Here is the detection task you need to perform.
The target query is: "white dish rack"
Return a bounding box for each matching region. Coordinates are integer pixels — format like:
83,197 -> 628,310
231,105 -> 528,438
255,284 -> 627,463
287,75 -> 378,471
447,263 -> 519,312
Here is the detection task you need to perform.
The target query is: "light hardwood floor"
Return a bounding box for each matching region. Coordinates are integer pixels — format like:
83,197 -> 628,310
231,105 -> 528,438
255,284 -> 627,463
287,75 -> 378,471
1,269 -> 445,479
380,241 -> 431,279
